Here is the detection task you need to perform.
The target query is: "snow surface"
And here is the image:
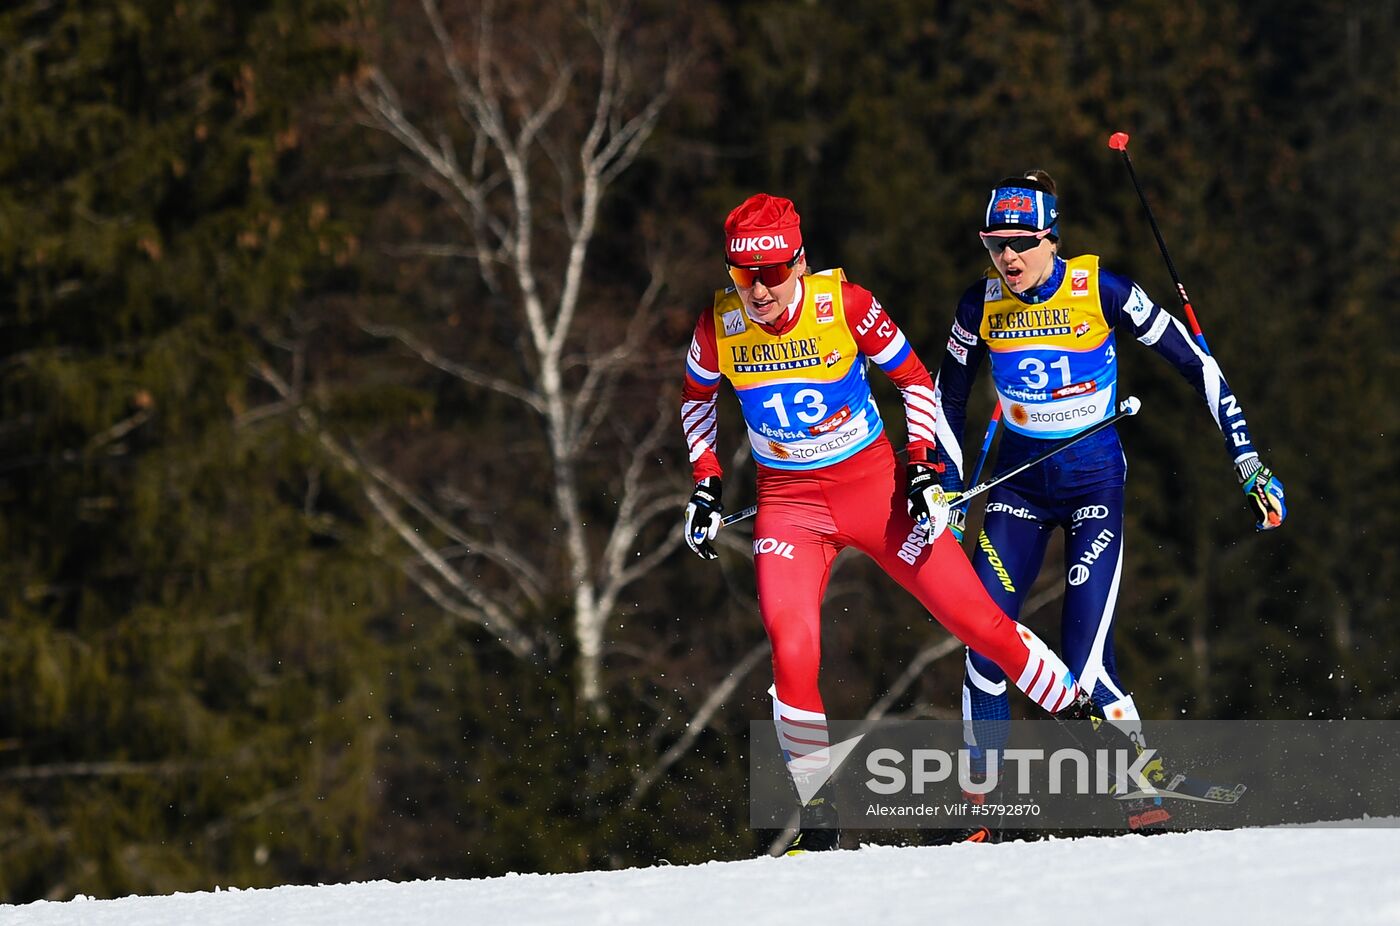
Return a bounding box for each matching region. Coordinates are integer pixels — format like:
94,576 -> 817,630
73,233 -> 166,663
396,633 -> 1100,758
6,827 -> 1400,926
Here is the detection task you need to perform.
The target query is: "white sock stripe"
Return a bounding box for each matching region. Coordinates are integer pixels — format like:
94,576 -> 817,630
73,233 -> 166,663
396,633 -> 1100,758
1028,663 -> 1054,703
1016,654 -> 1043,691
772,692 -> 826,723
965,652 -> 1008,695
1041,664 -> 1078,710
772,690 -> 831,776
778,717 -> 829,740
1011,623 -> 1083,711
782,736 -> 830,754
961,686 -> 976,745
781,723 -> 828,739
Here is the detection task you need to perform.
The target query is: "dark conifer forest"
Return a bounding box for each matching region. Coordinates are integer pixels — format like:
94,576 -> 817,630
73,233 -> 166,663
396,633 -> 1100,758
2,0 -> 1395,901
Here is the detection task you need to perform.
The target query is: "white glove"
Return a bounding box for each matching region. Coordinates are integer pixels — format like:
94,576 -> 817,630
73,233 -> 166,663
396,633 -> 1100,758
906,463 -> 951,543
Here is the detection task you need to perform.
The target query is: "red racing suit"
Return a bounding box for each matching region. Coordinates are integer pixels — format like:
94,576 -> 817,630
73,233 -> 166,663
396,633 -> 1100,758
681,270 -> 1078,726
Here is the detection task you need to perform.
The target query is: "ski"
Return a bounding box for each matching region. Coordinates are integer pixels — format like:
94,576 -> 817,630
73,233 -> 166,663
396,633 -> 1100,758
1116,774 -> 1247,805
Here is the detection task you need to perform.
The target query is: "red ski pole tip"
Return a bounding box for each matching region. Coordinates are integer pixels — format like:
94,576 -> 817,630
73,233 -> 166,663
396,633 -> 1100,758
1108,132 -> 1130,150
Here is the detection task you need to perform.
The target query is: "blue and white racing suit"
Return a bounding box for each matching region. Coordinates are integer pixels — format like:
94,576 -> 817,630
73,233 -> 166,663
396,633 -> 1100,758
933,254 -> 1261,755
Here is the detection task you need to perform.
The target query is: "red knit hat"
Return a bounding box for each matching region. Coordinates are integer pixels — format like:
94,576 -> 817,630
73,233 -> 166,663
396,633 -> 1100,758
723,194 -> 803,266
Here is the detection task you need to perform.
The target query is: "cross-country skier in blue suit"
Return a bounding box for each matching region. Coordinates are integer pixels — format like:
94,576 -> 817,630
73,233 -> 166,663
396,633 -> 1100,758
932,170 -> 1287,840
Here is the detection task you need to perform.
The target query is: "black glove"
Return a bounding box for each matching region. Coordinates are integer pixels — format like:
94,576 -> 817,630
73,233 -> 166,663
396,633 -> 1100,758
684,477 -> 723,560
905,463 -> 951,543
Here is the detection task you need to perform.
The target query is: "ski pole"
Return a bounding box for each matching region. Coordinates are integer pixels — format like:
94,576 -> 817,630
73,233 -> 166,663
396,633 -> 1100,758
720,397 -> 1141,528
1108,132 -> 1212,355
1111,132 -> 1283,531
955,403 -> 1002,517
950,396 -> 1140,506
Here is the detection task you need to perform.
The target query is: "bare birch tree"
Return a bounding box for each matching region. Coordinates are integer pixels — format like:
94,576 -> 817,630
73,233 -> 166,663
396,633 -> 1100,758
348,0 -> 706,714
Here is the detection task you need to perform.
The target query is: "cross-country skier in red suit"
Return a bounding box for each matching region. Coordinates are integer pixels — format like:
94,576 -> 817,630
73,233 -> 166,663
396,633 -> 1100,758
679,194 -> 1098,854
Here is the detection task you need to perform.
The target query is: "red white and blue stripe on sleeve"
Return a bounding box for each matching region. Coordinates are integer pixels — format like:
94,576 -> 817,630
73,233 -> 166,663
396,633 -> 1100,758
681,309 -> 723,482
843,283 -> 937,464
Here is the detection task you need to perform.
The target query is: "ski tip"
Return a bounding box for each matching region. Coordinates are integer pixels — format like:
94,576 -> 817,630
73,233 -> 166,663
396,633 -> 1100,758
1108,131 -> 1130,151
1121,395 -> 1142,416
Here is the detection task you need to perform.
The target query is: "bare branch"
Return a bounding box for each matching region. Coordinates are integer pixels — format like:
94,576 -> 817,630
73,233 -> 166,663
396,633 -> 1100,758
419,0 -> 486,121
349,0 -> 689,713
201,787 -> 298,842
357,70 -> 489,223
516,61 -> 574,153
0,760 -> 194,781
863,634 -> 964,723
399,563 -> 535,660
248,361 -> 537,659
377,242 -> 492,262
579,2 -> 622,167
612,520 -> 687,590
356,468 -> 537,659
235,398 -> 298,428
599,397 -> 683,594
357,318 -> 546,414
627,641 -> 768,807
82,408 -> 152,453
568,259 -> 669,450
350,443 -> 548,609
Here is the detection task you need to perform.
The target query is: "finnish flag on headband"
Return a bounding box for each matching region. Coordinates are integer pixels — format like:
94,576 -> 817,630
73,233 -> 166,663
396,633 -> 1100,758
984,185 -> 1059,235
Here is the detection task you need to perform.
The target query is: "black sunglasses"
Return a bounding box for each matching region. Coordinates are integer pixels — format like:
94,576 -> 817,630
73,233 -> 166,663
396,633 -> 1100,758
980,229 -> 1054,254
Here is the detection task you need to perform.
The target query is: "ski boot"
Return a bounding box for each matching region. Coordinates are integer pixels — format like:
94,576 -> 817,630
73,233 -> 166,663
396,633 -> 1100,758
1122,796 -> 1173,832
933,771 -> 1005,845
1118,739 -> 1175,831
783,783 -> 841,855
1059,691 -> 1176,832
